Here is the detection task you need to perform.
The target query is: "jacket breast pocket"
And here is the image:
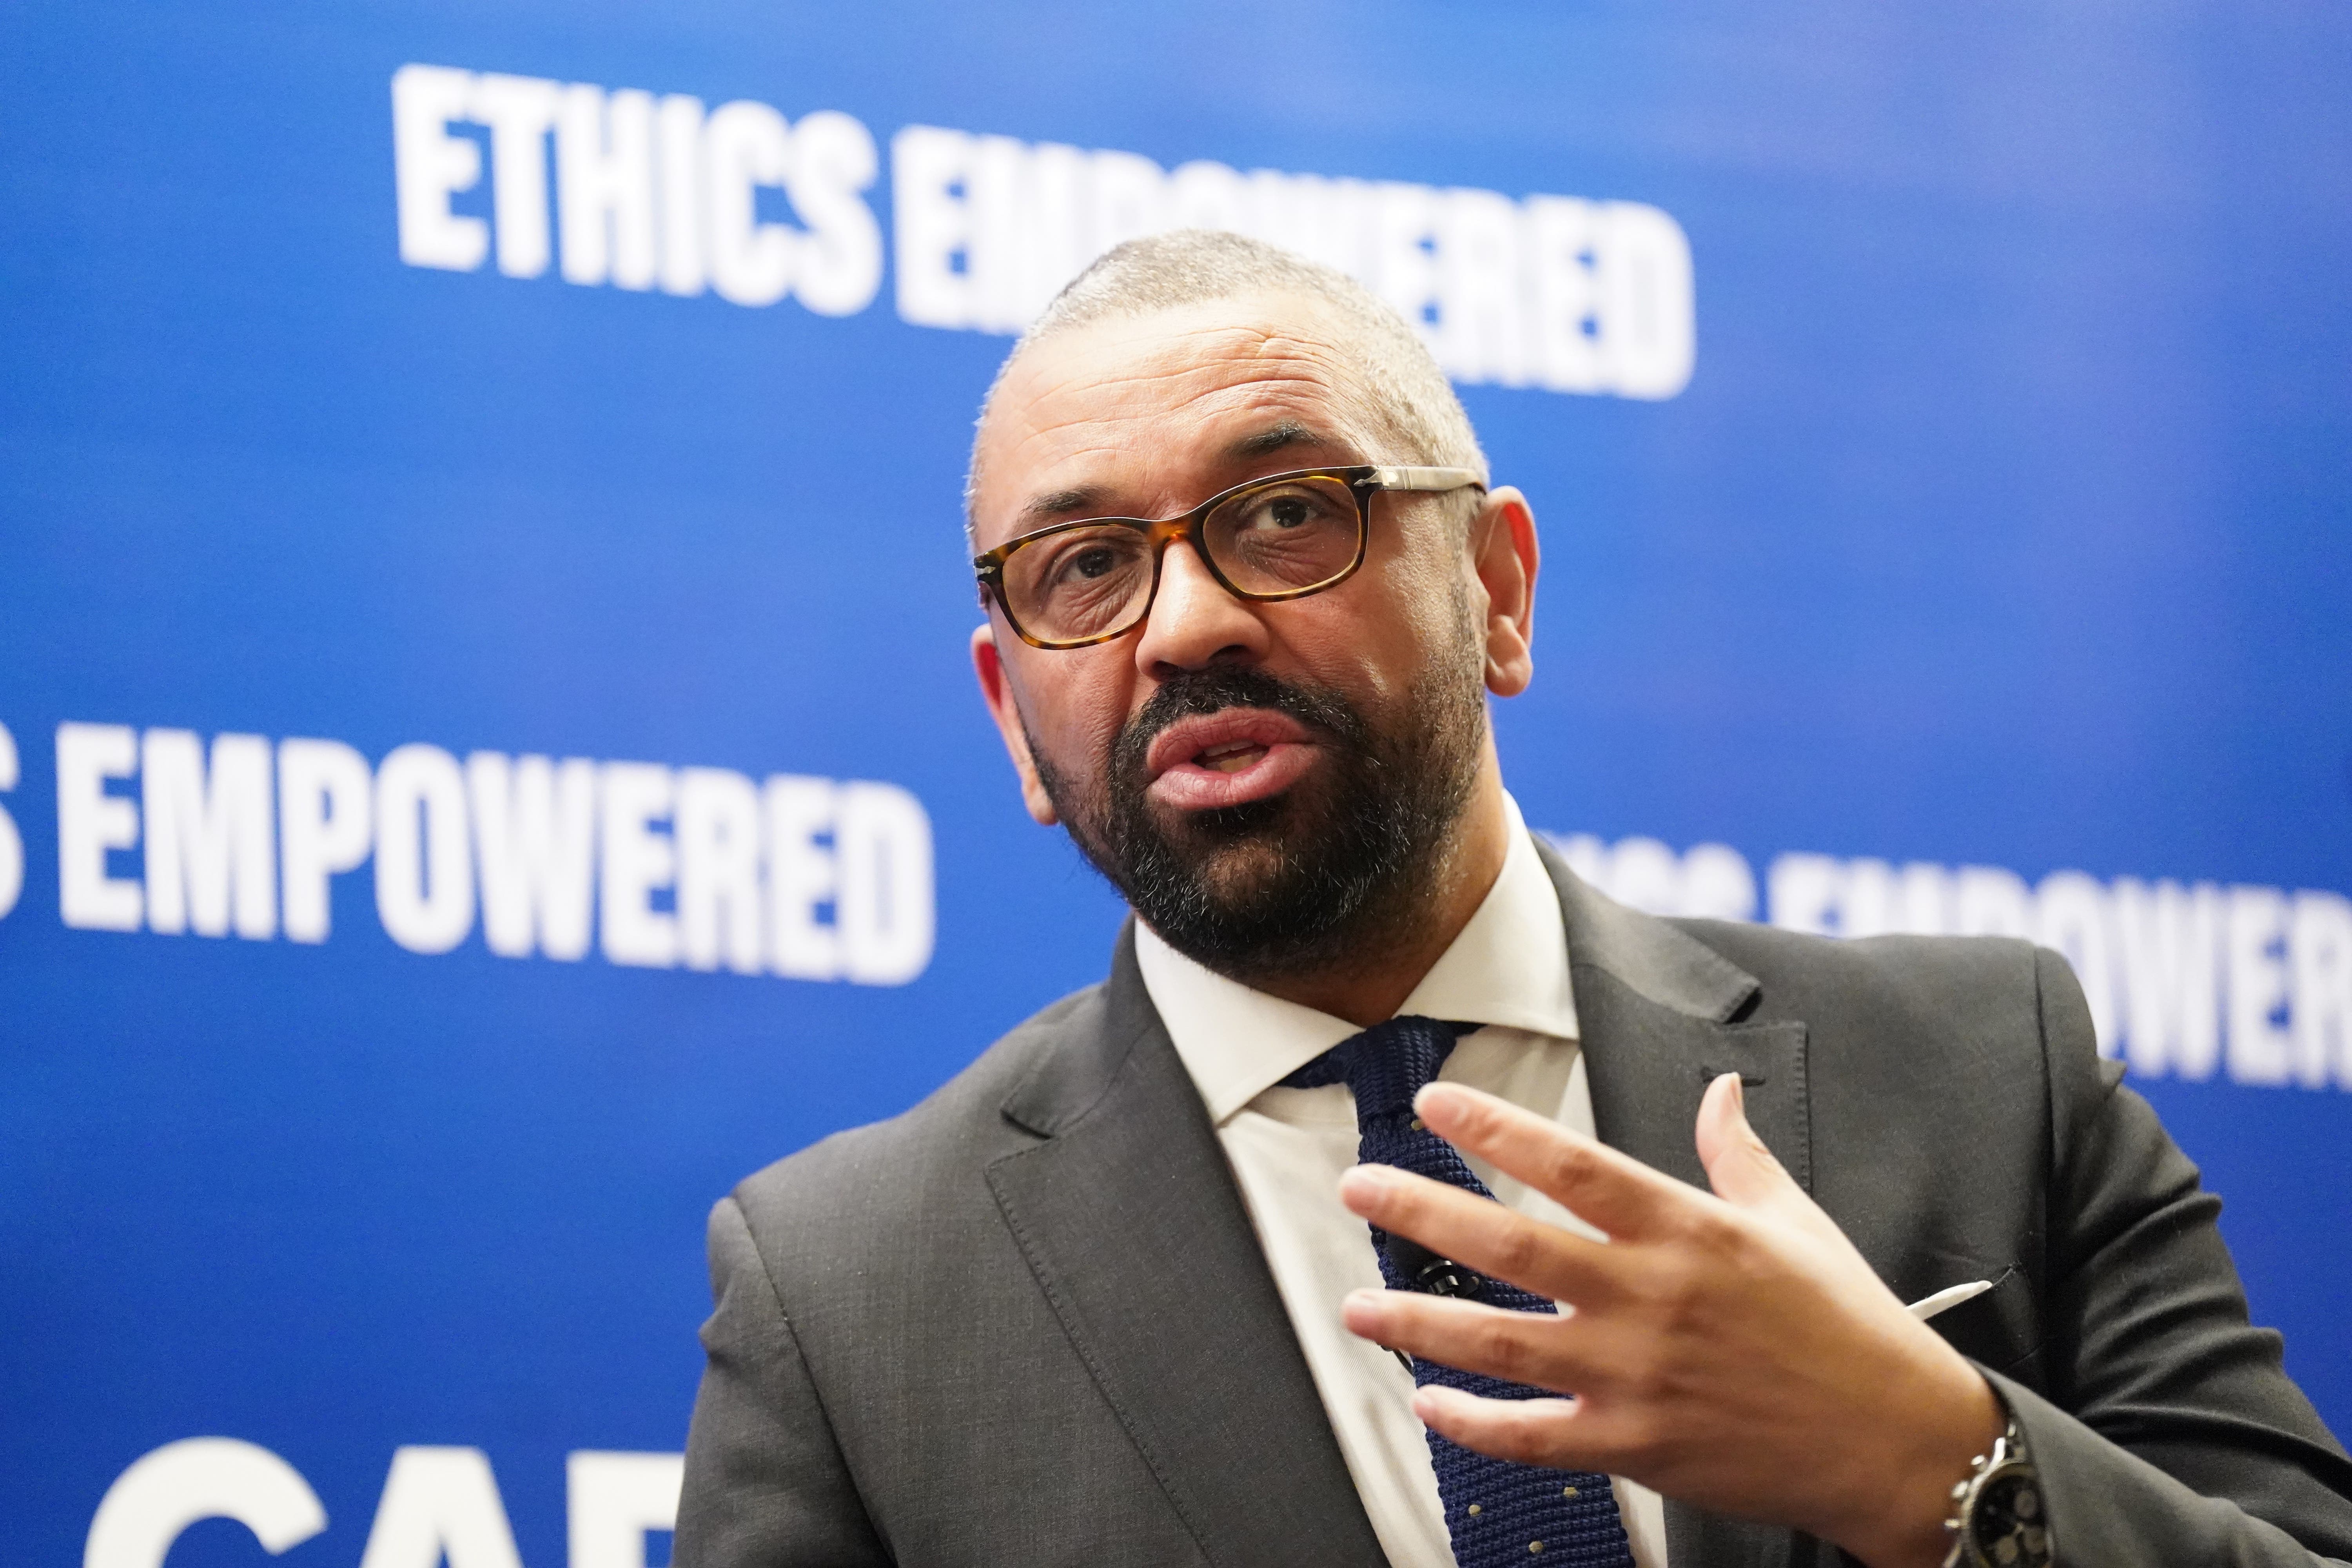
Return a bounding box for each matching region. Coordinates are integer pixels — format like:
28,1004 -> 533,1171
1926,1265 -> 2045,1390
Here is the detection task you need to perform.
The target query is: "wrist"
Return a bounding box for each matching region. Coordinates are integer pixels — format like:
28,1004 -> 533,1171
1833,1355 -> 2005,1568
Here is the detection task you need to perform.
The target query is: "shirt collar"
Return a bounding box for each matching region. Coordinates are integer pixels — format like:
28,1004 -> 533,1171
1135,793 -> 1579,1126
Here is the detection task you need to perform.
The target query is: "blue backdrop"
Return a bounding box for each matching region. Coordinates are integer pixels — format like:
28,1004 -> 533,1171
6,3 -> 2348,1564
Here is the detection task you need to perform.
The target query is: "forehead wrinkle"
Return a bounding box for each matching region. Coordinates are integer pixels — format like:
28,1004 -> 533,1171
1007,335 -> 1356,445
1012,364 -> 1342,450
973,310 -> 1387,545
997,365 -> 1344,482
1007,312 -> 1345,415
1014,339 -> 1338,429
1013,413 -> 1356,532
997,387 -> 1359,532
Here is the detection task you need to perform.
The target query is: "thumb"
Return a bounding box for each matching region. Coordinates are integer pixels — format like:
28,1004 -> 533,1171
1695,1071 -> 1797,1210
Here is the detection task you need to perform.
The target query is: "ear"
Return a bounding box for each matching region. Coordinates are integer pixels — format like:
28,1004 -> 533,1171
1470,486 -> 1538,698
971,621 -> 1060,825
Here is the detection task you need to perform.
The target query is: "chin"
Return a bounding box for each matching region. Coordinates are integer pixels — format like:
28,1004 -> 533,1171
1188,836 -> 1300,910
1159,789 -> 1294,845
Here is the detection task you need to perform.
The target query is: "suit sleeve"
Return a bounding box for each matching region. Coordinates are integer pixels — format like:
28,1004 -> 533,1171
674,1195 -> 892,1568
2007,946 -> 2352,1564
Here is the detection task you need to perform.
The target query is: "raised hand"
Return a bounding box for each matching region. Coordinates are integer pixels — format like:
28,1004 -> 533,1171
1336,1073 -> 2001,1568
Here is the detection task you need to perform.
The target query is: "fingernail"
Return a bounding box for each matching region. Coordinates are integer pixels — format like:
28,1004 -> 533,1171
1341,1163 -> 1398,1195
1729,1073 -> 1746,1115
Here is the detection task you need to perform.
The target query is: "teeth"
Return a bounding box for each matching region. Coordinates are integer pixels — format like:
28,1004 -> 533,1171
1199,742 -> 1266,773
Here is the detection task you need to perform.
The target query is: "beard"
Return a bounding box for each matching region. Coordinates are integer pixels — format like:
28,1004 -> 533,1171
1027,612 -> 1488,988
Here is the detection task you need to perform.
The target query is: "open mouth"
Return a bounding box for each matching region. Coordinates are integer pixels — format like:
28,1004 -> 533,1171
1143,708 -> 1321,811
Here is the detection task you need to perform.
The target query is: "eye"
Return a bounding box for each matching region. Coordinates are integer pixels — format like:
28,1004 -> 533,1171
1062,544 -> 1121,581
1232,487 -> 1343,533
1021,527 -> 1147,603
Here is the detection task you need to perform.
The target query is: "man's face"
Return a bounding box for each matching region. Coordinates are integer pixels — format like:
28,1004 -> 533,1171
968,294 -> 1519,982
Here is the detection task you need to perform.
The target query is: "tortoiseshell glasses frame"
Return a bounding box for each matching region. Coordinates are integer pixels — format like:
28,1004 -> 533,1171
972,464 -> 1486,651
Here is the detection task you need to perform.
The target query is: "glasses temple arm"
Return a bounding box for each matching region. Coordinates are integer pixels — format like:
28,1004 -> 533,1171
1368,465 -> 1486,492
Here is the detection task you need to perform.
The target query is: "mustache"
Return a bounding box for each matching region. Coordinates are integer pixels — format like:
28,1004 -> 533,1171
1111,665 -> 1371,785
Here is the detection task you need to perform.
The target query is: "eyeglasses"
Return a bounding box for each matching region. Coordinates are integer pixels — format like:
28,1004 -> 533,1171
973,465 -> 1486,650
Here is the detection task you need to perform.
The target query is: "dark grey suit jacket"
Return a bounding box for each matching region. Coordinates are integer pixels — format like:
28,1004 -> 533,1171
677,844 -> 2352,1566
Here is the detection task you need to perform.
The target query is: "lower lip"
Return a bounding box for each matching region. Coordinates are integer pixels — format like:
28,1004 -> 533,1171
1147,741 -> 1319,811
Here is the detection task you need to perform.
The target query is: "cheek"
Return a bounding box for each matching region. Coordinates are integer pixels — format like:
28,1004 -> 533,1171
1278,553 -> 1464,699
1383,542 -> 1485,681
1015,653 -> 1135,773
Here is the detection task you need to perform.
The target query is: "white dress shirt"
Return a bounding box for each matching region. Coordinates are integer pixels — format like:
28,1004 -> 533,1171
1134,793 -> 1669,1568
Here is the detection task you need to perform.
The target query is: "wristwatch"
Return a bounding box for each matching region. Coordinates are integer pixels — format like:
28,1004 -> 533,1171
1943,1413 -> 2051,1568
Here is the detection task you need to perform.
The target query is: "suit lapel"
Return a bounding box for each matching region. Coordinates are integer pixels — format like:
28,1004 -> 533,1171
1539,840 -> 1814,1567
987,927 -> 1386,1568
1538,838 -> 1811,1193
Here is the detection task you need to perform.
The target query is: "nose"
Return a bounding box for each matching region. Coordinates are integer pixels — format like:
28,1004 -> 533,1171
1131,536 -> 1270,677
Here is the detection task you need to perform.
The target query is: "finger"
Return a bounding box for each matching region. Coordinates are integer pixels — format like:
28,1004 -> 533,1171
1693,1073 -> 1861,1252
1341,1287 -> 1604,1397
1411,1384 -> 1601,1475
1338,1163 -> 1622,1306
1694,1072 -> 1792,1210
1412,1081 -> 1702,1240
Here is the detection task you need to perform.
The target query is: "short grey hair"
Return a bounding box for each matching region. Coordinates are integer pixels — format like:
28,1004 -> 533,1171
966,229 -> 1488,541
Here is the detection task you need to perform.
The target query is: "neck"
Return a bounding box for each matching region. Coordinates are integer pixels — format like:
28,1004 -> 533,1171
1246,768 -> 1514,1027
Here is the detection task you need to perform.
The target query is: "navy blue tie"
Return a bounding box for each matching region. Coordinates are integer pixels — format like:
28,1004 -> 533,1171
1284,1016 -> 1635,1567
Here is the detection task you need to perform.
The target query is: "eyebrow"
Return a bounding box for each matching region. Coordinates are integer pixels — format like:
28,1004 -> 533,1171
1018,485 -> 1107,526
1225,419 -> 1333,462
1011,421 -> 1350,528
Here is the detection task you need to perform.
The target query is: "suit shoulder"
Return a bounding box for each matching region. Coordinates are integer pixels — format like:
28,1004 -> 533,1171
1665,916 -> 2046,1028
1659,916 -> 2119,1155
726,978 -> 1110,1222
1659,921 -> 2104,1232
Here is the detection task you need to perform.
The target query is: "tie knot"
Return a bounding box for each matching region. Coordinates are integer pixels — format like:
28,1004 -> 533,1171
1280,1015 -> 1477,1116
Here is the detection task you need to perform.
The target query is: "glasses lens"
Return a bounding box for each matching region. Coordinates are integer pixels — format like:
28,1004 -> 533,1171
1202,475 -> 1362,595
1002,523 -> 1156,644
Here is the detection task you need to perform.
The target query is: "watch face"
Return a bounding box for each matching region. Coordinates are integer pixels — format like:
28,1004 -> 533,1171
1970,1461 -> 2051,1568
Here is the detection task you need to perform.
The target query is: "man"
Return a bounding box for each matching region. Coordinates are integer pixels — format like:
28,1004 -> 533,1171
675,231 -> 2352,1567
